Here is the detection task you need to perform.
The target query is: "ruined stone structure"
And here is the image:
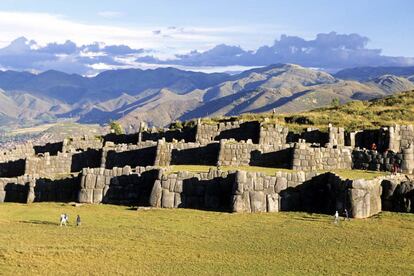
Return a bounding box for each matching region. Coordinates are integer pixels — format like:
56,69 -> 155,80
1,119 -> 414,218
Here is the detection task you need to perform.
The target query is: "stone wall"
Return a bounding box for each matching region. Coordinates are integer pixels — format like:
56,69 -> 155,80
352,149 -> 403,172
78,166 -> 160,205
195,121 -> 261,144
259,123 -> 289,145
0,143 -> 35,162
231,170 -> 319,213
63,135 -> 103,151
388,125 -> 414,152
25,152 -> 73,177
381,176 -> 414,213
141,127 -> 197,143
292,142 -> 352,171
231,170 -> 404,218
0,175 -> 35,203
328,126 -> 345,146
217,139 -> 292,168
150,169 -> 235,211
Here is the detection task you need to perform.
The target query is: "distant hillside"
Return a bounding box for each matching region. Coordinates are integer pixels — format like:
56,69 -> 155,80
334,66 -> 414,81
206,90 -> 414,132
0,64 -> 413,129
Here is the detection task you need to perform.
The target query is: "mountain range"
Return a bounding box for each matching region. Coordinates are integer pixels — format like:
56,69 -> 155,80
0,64 -> 413,129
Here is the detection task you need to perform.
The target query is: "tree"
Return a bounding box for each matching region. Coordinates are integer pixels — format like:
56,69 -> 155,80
110,121 -> 124,135
331,98 -> 340,107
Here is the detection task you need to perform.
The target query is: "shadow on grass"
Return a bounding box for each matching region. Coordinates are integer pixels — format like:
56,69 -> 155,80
20,220 -> 58,226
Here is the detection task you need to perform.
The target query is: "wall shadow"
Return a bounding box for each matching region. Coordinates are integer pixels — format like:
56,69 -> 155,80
0,159 -> 25,177
34,176 -> 80,202
171,144 -> 219,165
215,121 -> 261,143
105,147 -> 157,169
71,149 -> 102,172
34,142 -> 63,156
181,174 -> 235,211
249,148 -> 293,168
4,182 -> 29,203
279,173 -> 350,215
102,169 -> 159,206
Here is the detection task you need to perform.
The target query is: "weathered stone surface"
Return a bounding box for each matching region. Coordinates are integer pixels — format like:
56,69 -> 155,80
266,193 -> 279,212
0,191 -> 5,202
85,174 -> 96,189
232,195 -> 244,212
349,179 -> 382,218
95,175 -> 106,189
78,189 -> 93,203
161,189 -> 175,208
149,180 -> 162,207
93,189 -> 103,203
249,191 -> 266,212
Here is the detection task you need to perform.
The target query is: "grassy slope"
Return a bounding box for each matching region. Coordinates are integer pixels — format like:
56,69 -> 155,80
200,90 -> 414,132
0,203 -> 413,275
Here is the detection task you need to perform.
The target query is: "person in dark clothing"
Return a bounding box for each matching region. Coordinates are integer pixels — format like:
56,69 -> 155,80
76,215 -> 81,227
344,209 -> 350,221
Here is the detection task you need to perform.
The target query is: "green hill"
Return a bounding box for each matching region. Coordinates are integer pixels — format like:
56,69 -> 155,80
201,90 -> 414,132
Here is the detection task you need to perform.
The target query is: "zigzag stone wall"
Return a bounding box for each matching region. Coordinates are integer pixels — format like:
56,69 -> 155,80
78,166 -> 160,205
217,139 -> 291,167
150,169 -> 235,210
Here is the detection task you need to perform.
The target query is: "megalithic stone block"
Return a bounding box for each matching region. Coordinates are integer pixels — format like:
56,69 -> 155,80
149,180 -> 162,207
78,188 -> 93,203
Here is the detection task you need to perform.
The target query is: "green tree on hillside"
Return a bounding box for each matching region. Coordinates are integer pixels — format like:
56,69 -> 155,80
110,121 -> 124,135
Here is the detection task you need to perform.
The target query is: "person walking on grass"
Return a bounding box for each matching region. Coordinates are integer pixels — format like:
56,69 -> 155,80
334,210 -> 339,224
76,215 -> 81,227
344,208 -> 350,221
60,213 -> 67,226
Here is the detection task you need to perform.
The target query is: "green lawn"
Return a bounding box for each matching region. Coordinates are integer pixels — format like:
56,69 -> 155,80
1,203 -> 413,275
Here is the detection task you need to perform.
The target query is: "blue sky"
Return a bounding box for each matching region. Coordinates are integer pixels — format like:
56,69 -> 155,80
0,0 -> 412,56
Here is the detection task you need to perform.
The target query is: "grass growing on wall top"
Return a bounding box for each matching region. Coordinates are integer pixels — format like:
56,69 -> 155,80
0,203 -> 413,275
166,165 -> 389,180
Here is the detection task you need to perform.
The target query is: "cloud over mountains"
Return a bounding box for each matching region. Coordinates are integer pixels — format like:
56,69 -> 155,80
0,32 -> 413,75
139,32 -> 414,70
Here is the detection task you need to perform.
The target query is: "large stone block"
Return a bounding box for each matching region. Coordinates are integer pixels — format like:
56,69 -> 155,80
161,189 -> 175,208
149,180 -> 162,207
349,179 -> 382,218
78,188 -> 93,203
0,191 -> 6,203
249,191 -> 266,212
95,175 -> 106,189
266,193 -> 279,212
85,174 -> 96,189
275,177 -> 287,193
93,189 -> 103,203
232,195 -> 244,212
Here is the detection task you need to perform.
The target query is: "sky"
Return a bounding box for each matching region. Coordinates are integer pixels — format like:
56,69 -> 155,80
0,0 -> 412,74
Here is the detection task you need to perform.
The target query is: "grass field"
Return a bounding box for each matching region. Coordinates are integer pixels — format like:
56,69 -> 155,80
1,203 -> 413,275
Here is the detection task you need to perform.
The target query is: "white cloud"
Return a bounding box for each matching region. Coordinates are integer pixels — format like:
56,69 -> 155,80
0,11 -> 287,59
